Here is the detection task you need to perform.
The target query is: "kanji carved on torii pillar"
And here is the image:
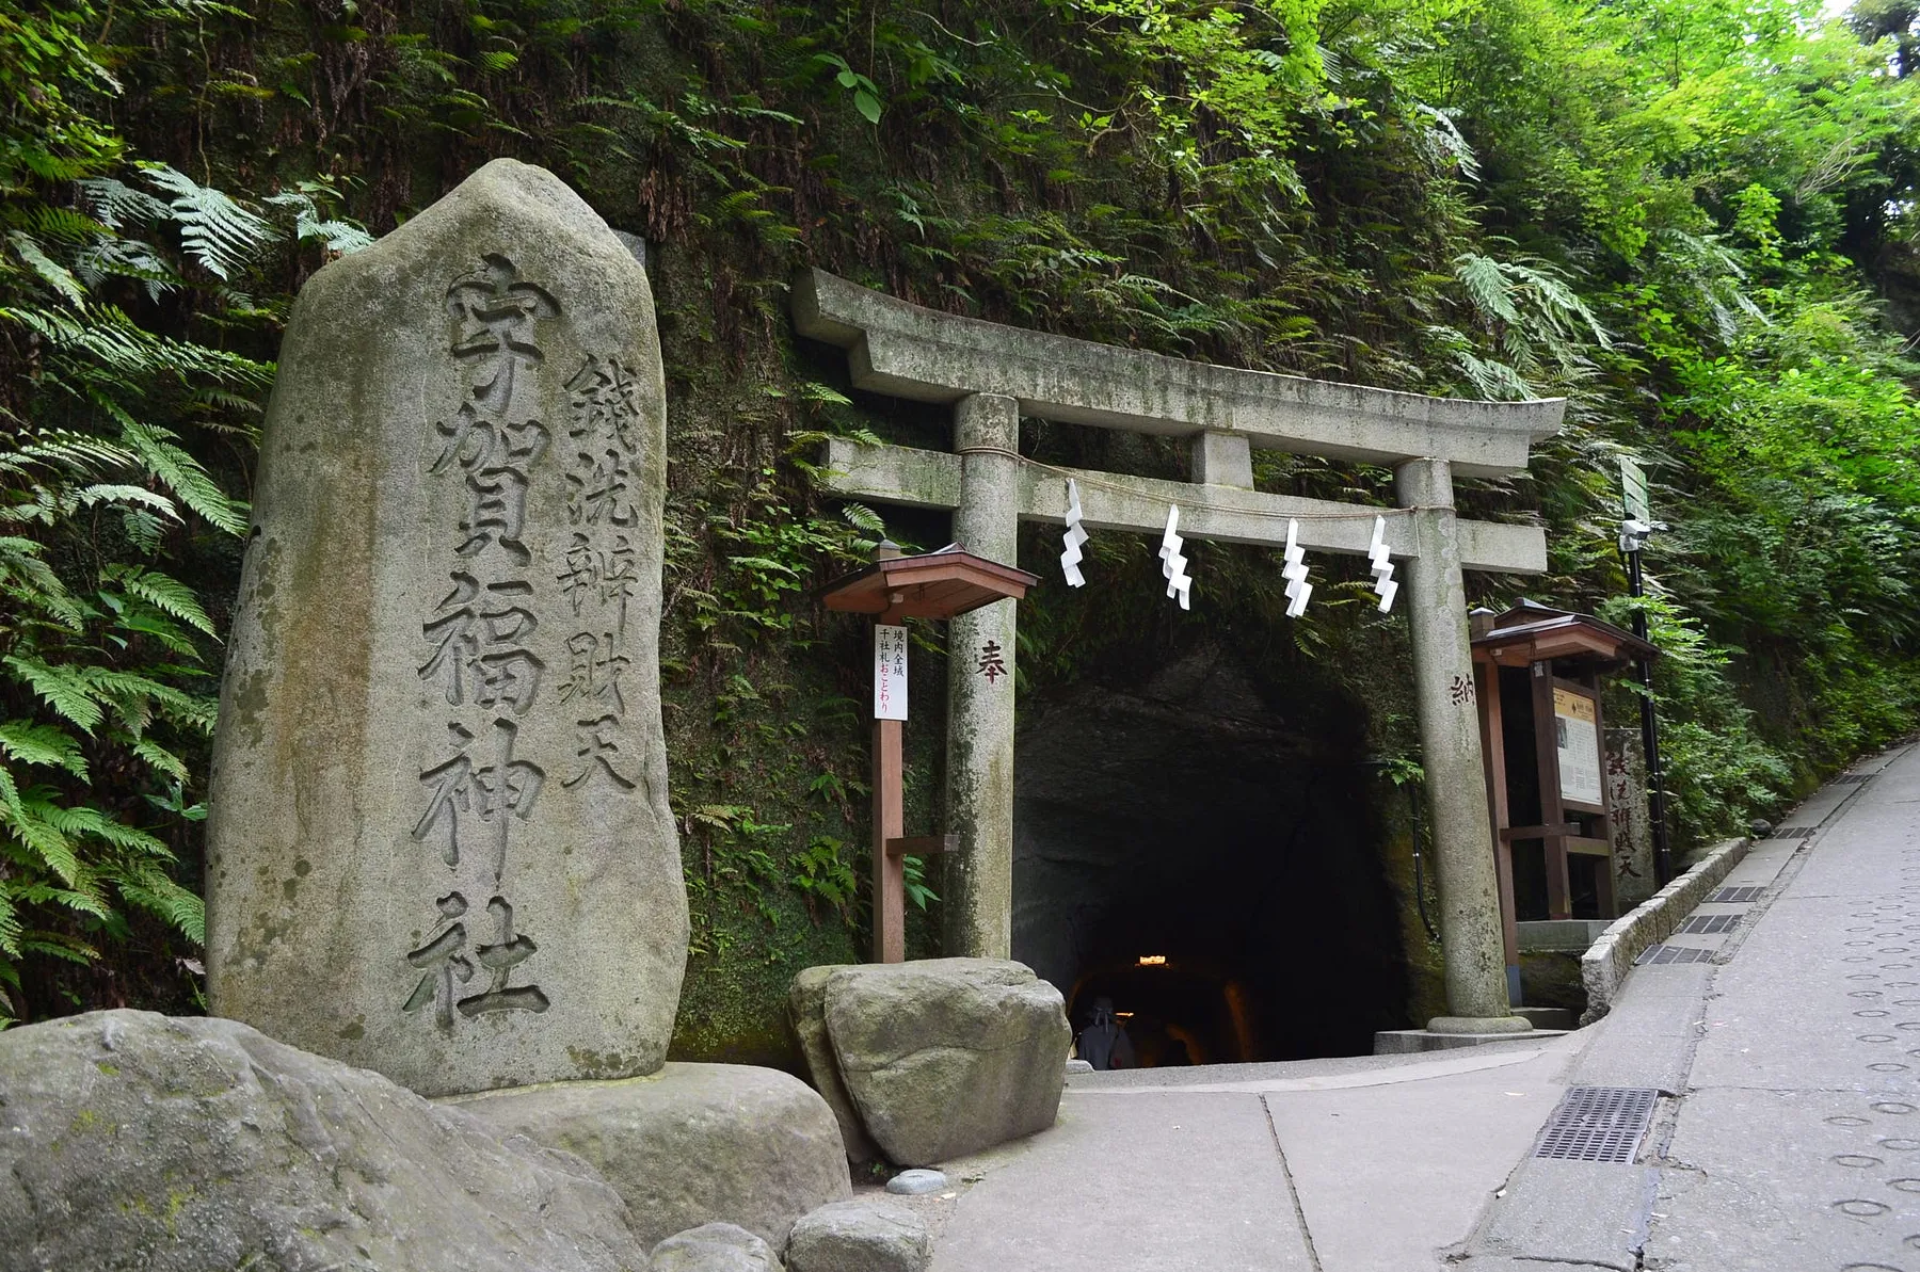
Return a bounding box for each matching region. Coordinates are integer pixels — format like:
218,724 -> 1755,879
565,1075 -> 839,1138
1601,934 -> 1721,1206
794,268 -> 1566,1035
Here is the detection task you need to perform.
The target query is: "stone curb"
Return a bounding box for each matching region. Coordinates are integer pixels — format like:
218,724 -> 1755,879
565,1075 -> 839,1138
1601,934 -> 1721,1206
1579,836 -> 1750,1024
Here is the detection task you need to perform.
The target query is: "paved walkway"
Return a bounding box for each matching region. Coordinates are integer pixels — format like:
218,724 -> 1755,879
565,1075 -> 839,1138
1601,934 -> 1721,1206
928,1043 -> 1577,1272
1642,743 -> 1920,1272
911,743 -> 1919,1271
1450,741 -> 1919,1271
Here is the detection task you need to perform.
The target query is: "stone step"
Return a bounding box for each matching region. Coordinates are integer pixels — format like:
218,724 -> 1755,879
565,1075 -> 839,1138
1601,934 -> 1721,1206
1514,1006 -> 1577,1030
1374,1028 -> 1571,1055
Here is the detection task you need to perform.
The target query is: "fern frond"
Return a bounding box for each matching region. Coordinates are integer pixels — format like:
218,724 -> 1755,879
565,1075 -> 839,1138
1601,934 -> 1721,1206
72,236 -> 180,299
0,305 -> 272,388
16,929 -> 101,965
101,564 -> 215,635
8,428 -> 139,476
46,803 -> 170,857
82,669 -> 215,733
0,890 -> 20,960
108,606 -> 202,658
115,864 -> 205,944
77,177 -> 169,231
262,191 -> 375,254
2,657 -> 104,732
127,736 -> 189,783
0,797 -> 87,890
0,723 -> 88,779
16,204 -> 110,244
142,164 -> 278,280
1454,253 -> 1521,325
100,402 -> 248,533
7,233 -> 87,307
840,502 -> 887,535
73,483 -> 181,520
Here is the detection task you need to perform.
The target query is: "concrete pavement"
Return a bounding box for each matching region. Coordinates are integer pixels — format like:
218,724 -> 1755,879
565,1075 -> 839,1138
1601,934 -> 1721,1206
1454,741 -> 1919,1271
1641,742 -> 1920,1271
903,743 -> 1918,1271
924,1041 -> 1580,1272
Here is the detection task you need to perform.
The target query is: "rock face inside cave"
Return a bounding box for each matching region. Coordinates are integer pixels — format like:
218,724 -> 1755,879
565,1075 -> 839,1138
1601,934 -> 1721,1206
1011,645 -> 1408,1064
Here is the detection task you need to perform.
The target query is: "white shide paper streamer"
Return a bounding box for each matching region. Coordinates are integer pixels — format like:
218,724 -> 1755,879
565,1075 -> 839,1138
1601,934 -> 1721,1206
1282,518 -> 1312,618
1159,504 -> 1192,610
1061,478 -> 1088,588
1368,515 -> 1398,613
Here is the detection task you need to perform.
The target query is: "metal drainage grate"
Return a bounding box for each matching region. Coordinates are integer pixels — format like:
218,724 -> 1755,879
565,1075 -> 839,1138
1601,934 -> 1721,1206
1535,1086 -> 1659,1164
1636,944 -> 1715,966
1831,774 -> 1869,784
1771,827 -> 1817,839
1677,913 -> 1739,935
1710,886 -> 1765,904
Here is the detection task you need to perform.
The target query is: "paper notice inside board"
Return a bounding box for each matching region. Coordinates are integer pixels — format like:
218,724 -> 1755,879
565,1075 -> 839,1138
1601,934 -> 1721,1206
874,624 -> 908,721
1554,687 -> 1603,806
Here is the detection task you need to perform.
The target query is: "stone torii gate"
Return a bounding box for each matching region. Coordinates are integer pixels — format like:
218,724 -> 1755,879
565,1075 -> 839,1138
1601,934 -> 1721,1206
794,268 -> 1565,1033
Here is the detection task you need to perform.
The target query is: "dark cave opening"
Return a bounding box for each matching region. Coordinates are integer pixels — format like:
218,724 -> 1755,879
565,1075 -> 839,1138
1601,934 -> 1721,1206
1011,646 -> 1410,1065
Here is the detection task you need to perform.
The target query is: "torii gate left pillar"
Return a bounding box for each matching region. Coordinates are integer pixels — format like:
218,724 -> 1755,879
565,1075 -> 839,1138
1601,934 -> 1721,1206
946,394 -> 1022,957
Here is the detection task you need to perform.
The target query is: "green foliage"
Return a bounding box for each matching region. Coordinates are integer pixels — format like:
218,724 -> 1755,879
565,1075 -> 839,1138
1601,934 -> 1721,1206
0,0 -> 369,1020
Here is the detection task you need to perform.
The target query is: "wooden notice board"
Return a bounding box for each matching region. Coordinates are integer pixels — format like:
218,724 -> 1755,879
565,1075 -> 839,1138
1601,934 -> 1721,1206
1472,601 -> 1656,952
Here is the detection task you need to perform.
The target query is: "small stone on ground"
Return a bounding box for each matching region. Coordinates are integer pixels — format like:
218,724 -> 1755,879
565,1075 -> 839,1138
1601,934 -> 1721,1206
886,1169 -> 948,1196
788,1198 -> 931,1272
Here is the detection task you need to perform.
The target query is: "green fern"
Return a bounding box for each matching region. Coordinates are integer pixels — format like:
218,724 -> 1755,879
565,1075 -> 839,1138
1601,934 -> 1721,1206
142,163 -> 278,281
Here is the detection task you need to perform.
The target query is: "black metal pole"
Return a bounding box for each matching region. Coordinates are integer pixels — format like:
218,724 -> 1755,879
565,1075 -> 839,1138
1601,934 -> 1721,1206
1626,548 -> 1674,884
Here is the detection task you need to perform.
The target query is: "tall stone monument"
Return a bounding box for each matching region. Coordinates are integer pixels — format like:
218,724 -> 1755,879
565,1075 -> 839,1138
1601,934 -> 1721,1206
206,159 -> 687,1097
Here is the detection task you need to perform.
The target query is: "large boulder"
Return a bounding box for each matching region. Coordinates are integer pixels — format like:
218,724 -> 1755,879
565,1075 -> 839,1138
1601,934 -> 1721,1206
787,965 -> 877,1163
787,1199 -> 931,1272
451,1063 -> 850,1250
650,1224 -> 781,1272
0,1010 -> 649,1272
824,959 -> 1071,1166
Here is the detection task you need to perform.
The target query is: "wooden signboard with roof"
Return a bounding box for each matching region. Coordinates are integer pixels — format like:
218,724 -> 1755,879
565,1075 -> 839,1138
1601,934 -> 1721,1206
819,543 -> 1037,963
1470,601 -> 1658,1000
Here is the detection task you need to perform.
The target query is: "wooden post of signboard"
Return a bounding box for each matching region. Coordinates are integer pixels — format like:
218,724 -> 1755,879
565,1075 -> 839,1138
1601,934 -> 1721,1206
1531,661 -> 1573,920
872,710 -> 906,964
871,588 -> 909,965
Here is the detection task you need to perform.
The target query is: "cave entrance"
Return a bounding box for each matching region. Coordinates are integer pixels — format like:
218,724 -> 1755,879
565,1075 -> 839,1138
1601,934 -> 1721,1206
1011,647 -> 1408,1065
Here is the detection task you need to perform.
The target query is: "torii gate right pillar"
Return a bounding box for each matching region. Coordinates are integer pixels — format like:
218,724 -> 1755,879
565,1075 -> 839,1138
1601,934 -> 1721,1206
1397,458 -> 1528,1031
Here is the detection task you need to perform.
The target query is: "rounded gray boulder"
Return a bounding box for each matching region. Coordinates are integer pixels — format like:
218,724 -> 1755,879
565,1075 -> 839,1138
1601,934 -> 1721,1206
651,1222 -> 782,1271
787,1199 -> 932,1272
824,958 -> 1071,1166
452,1062 -> 851,1250
0,1010 -> 649,1272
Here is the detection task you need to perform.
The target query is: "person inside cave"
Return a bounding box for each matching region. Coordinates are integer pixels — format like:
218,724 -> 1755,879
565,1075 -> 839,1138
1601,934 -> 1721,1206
1077,996 -> 1135,1070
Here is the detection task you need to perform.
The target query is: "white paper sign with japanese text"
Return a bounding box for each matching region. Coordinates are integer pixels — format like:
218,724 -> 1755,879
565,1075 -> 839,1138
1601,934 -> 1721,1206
874,624 -> 909,721
1554,687 -> 1604,807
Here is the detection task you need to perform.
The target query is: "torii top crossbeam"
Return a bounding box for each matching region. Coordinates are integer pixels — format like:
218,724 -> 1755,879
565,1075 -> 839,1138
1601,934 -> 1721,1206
794,268 -> 1563,478
795,268 -> 1563,1036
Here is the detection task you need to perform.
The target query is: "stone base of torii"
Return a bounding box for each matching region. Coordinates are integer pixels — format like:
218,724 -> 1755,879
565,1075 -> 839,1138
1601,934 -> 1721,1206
794,268 -> 1565,1033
